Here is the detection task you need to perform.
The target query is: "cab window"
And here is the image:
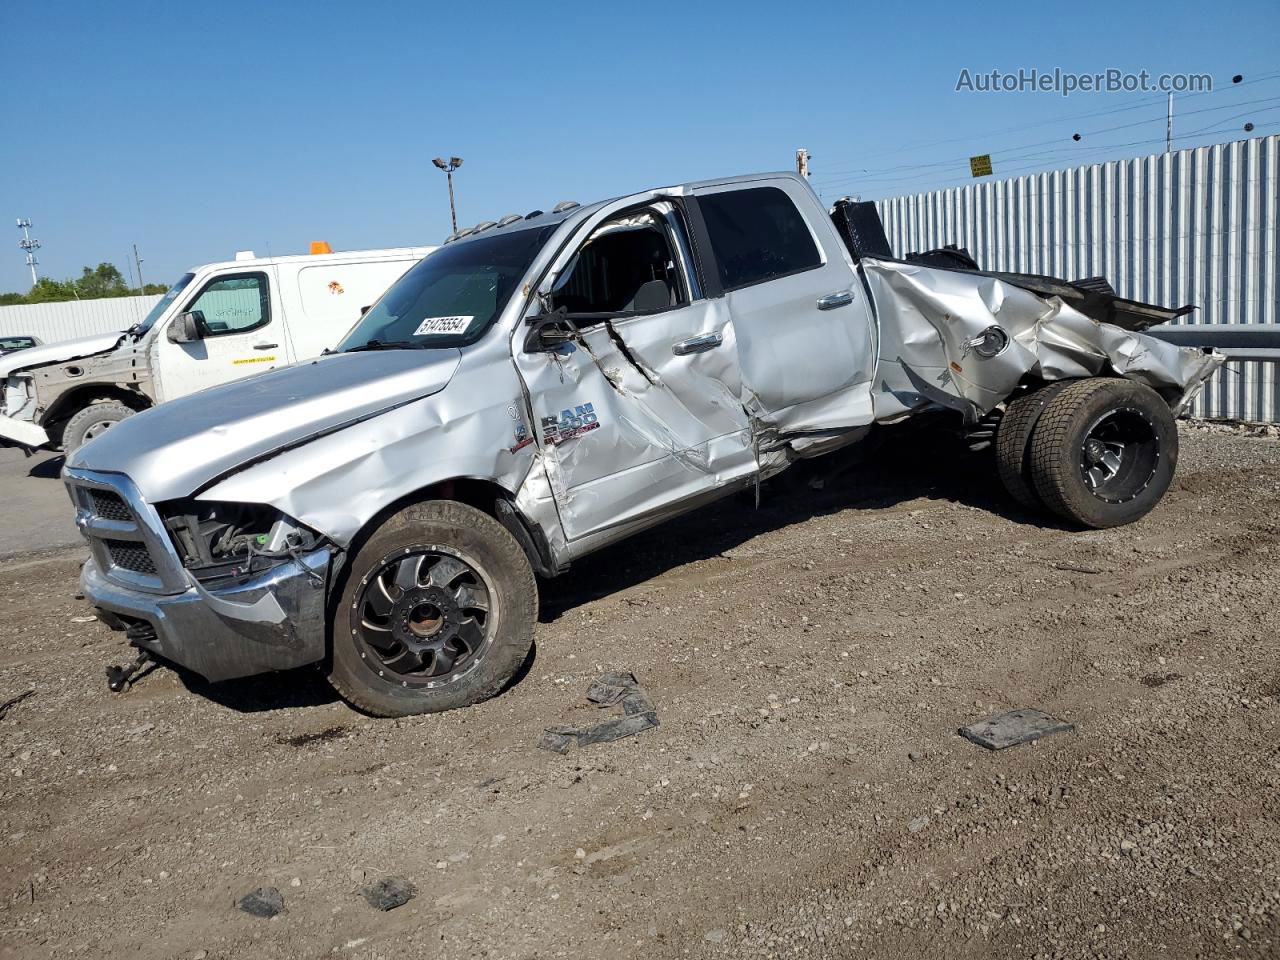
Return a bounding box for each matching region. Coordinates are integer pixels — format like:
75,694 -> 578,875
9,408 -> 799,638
698,187 -> 822,291
186,273 -> 270,336
550,210 -> 686,317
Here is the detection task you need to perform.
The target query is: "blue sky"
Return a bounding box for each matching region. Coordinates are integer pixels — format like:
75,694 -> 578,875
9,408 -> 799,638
1,0 -> 1277,293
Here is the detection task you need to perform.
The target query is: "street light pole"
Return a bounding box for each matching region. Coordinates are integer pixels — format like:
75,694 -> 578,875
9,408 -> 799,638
432,156 -> 464,232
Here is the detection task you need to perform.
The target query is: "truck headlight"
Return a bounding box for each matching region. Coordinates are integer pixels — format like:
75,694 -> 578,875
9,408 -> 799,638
158,499 -> 322,584
2,374 -> 32,416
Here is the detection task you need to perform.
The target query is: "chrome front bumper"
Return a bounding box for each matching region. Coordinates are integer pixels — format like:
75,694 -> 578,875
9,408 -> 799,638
81,549 -> 331,682
64,465 -> 331,682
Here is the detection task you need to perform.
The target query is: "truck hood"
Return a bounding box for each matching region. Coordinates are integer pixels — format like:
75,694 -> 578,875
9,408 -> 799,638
67,349 -> 463,502
0,331 -> 125,379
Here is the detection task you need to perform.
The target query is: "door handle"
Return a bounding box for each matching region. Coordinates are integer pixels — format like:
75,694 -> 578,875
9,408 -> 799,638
672,333 -> 723,356
816,290 -> 854,310
253,343 -> 279,350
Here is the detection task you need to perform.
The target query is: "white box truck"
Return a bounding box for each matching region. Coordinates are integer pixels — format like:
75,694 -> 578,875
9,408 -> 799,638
0,244 -> 434,452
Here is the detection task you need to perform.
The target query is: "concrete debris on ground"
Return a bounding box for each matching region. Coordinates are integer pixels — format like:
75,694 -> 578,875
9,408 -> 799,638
359,876 -> 416,911
959,708 -> 1074,750
539,671 -> 659,753
236,886 -> 284,918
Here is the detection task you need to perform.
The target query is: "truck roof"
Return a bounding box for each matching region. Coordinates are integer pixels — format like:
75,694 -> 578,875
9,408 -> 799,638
442,172 -> 806,247
195,246 -> 437,274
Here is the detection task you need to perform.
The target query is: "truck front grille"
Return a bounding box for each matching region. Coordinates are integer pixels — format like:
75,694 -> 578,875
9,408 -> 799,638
89,489 -> 132,522
103,539 -> 158,575
64,470 -> 186,594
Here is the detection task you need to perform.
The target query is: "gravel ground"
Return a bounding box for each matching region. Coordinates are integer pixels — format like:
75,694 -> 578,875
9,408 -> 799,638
0,421 -> 1277,960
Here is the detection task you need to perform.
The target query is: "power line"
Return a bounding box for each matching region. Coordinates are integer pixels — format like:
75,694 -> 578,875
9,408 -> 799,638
811,71 -> 1280,182
813,93 -> 1280,186
814,124 -> 1280,203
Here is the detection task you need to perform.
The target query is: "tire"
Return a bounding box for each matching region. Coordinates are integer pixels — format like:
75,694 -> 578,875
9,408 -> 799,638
995,380 -> 1075,511
1028,378 -> 1177,529
328,500 -> 537,717
62,400 -> 136,454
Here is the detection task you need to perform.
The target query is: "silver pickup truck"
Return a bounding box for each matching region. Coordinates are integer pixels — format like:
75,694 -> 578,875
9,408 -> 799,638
63,172 -> 1221,716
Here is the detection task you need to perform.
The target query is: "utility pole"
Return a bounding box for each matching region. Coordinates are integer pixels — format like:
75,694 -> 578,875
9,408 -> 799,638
16,218 -> 40,285
432,156 -> 464,232
133,243 -> 145,291
796,148 -> 811,178
1166,93 -> 1174,153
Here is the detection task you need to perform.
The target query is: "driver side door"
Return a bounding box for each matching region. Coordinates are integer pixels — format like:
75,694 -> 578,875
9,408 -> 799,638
513,202 -> 756,543
154,271 -> 288,401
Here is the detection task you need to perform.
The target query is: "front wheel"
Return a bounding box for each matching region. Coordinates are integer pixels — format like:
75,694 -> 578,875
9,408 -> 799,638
1028,378 -> 1177,528
328,500 -> 537,717
62,400 -> 135,453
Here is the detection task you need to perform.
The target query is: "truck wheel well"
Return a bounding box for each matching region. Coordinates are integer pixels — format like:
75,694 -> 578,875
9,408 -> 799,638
43,385 -> 151,442
346,478 -> 557,580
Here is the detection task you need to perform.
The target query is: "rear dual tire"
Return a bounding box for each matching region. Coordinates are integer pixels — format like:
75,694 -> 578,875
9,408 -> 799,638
996,378 -> 1177,529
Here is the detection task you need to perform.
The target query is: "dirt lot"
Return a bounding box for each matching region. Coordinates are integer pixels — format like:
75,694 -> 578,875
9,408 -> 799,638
1,421 -> 1278,960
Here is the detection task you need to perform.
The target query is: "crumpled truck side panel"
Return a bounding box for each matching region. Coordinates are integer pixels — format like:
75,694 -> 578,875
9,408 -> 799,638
516,296 -> 756,545
198,345 -> 546,556
862,259 -> 1223,423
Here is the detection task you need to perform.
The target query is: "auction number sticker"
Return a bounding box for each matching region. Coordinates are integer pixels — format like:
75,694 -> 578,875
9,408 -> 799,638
413,315 -> 473,336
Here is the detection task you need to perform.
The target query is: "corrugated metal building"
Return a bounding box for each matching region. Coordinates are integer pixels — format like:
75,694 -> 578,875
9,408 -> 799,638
876,134 -> 1280,422
0,295 -> 163,344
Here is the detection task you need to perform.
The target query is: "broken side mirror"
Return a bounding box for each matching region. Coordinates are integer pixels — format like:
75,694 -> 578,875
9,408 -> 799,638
167,310 -> 206,344
523,307 -> 576,352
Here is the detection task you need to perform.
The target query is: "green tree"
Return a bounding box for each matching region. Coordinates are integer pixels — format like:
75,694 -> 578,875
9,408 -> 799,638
0,262 -> 157,305
74,262 -> 131,299
24,277 -> 78,303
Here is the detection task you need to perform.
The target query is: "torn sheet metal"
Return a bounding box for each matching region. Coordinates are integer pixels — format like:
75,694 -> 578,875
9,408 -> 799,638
862,258 -> 1223,424
514,287 -> 756,545
538,671 -> 659,753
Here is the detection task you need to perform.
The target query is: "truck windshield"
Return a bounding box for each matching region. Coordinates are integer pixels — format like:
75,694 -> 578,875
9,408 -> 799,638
130,273 -> 196,339
337,225 -> 556,351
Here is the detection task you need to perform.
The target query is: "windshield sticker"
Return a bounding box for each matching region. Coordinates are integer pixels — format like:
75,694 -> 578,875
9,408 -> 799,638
413,315 -> 474,336
541,403 -> 599,446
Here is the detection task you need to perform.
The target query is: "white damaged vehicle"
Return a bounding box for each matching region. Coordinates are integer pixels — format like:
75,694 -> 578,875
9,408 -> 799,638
64,173 -> 1222,715
1,245 -> 433,453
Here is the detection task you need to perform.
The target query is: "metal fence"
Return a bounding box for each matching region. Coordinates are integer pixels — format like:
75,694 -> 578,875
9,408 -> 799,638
876,134 -> 1280,422
0,295 -> 163,344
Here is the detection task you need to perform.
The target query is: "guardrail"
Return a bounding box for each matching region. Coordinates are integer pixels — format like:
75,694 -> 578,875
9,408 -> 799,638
1145,324 -> 1280,363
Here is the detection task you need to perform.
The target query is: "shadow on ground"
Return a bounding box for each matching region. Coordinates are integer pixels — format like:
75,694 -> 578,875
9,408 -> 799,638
178,664 -> 340,713
537,420 -> 1064,621
28,455 -> 65,480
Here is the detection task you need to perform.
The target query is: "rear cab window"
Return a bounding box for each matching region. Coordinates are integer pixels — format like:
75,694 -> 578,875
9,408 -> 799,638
698,186 -> 822,291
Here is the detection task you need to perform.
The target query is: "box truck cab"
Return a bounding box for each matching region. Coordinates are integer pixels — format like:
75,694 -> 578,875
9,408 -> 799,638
0,244 -> 434,452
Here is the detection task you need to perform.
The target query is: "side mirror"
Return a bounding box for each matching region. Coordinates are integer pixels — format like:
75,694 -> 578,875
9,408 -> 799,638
523,309 -> 576,353
359,304 -> 371,317
167,310 -> 205,344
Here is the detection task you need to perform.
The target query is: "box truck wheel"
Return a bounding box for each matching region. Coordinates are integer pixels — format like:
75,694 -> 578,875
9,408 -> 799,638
62,400 -> 136,454
994,380 -> 1074,512
329,500 -> 537,717
1028,378 -> 1177,529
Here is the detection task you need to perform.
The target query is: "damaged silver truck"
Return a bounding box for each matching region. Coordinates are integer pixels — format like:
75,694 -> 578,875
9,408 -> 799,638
63,173 -> 1222,716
